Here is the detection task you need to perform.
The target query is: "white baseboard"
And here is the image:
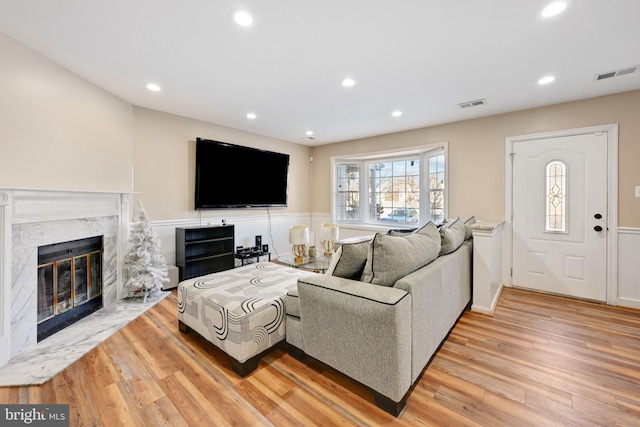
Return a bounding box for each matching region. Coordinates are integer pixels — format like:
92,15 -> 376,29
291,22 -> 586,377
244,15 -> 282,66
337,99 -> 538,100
471,283 -> 504,315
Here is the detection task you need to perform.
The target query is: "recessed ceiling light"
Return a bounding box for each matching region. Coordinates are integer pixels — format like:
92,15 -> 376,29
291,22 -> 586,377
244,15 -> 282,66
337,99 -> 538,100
146,83 -> 161,92
234,11 -> 253,26
246,113 -> 257,119
538,76 -> 556,85
305,130 -> 314,136
542,2 -> 567,17
342,78 -> 356,87
391,111 -> 403,117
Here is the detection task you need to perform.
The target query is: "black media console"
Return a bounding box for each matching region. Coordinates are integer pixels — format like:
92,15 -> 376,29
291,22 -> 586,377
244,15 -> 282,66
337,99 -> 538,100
175,224 -> 235,281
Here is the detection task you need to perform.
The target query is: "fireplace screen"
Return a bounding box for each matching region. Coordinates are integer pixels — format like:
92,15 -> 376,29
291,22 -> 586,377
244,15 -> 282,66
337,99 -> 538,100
37,236 -> 103,340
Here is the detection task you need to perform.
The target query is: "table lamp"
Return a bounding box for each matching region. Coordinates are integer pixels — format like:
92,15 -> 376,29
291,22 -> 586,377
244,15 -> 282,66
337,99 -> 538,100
321,223 -> 339,257
289,225 -> 309,263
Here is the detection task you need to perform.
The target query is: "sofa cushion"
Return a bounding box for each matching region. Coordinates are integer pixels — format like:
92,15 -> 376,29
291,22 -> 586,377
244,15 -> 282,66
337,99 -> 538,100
326,239 -> 371,280
439,217 -> 466,255
361,223 -> 441,287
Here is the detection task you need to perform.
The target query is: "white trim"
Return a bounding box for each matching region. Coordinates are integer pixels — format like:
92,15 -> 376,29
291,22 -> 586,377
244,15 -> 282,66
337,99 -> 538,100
150,211 -> 312,229
617,298 -> 640,310
471,284 -> 504,315
0,192 -> 11,367
505,124 -> 619,305
618,227 -> 640,235
330,141 -> 447,161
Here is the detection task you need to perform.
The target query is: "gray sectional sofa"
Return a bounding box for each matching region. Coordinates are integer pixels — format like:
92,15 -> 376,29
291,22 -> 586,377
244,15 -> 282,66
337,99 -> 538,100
285,218 -> 473,416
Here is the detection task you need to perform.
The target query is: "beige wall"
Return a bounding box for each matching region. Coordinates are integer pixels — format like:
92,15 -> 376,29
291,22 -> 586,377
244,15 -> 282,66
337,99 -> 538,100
3,29 -> 638,228
132,107 -> 312,221
0,33 -> 133,192
310,90 -> 640,227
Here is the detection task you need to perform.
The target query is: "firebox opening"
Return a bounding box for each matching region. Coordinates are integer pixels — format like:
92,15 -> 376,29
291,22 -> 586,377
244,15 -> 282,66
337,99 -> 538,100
37,235 -> 104,342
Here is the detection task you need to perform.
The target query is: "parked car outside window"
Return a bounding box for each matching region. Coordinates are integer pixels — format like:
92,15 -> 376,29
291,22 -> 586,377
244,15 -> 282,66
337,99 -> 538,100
385,208 -> 418,224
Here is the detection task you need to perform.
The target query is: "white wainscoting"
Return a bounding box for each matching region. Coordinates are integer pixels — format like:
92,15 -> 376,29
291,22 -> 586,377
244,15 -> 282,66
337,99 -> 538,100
150,212 -> 385,272
618,227 -> 640,309
151,212 -> 314,267
150,211 -> 423,276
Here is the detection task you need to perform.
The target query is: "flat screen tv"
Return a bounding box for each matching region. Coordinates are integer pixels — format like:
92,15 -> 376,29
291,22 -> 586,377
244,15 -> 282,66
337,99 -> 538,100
195,138 -> 290,209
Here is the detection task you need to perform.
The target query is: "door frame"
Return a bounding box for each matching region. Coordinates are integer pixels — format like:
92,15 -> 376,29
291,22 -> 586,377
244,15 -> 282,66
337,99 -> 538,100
504,124 -> 618,305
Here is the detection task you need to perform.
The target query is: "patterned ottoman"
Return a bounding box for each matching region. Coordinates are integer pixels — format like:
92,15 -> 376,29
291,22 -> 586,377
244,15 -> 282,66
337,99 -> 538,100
177,262 -> 314,376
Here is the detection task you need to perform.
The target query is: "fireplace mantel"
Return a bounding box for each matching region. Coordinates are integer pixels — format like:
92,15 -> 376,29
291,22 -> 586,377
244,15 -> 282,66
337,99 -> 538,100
0,188 -> 132,368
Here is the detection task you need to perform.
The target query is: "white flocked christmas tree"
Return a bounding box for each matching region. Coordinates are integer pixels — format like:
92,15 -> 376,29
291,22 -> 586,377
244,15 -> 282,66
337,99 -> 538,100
123,200 -> 169,302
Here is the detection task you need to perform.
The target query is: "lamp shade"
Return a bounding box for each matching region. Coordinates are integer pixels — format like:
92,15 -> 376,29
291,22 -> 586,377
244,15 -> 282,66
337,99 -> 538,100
320,223 -> 339,241
289,225 -> 309,245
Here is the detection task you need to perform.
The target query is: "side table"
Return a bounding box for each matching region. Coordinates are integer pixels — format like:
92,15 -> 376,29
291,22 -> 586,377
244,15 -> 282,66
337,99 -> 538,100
277,254 -> 332,273
235,251 -> 271,266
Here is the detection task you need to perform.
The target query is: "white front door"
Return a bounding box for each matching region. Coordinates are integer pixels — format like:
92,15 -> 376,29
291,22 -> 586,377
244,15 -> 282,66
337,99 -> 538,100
512,132 -> 608,301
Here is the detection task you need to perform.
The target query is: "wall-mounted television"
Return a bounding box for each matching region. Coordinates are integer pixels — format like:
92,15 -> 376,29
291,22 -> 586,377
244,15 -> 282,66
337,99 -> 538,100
195,138 -> 290,209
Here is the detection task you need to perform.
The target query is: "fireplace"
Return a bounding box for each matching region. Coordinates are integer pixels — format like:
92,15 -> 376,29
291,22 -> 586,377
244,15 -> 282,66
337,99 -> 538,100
0,188 -> 131,368
37,236 -> 104,341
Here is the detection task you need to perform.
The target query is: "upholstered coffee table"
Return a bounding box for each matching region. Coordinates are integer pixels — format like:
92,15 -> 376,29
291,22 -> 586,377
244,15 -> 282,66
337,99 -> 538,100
177,261 -> 314,376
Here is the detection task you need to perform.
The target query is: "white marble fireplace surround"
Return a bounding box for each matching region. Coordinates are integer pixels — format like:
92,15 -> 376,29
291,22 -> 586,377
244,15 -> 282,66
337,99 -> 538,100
0,189 -> 132,374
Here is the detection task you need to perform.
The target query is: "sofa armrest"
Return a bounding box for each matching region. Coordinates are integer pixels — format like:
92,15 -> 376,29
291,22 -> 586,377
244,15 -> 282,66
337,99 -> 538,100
296,274 -> 412,403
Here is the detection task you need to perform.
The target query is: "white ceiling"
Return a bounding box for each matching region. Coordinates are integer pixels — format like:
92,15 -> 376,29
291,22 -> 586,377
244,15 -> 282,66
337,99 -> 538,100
1,0 -> 639,146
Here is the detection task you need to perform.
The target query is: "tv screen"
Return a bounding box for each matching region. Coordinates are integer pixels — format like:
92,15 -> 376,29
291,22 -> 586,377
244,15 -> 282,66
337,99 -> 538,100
195,138 -> 290,209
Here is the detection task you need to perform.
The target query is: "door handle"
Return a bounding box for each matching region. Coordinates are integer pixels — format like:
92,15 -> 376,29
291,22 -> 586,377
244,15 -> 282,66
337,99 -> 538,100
594,213 -> 602,219
594,225 -> 603,232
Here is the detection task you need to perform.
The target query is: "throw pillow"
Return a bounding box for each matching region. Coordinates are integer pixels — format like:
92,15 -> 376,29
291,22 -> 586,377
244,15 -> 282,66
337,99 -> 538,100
463,215 -> 476,240
413,221 -> 440,240
326,239 -> 371,280
439,217 -> 466,255
361,230 -> 440,287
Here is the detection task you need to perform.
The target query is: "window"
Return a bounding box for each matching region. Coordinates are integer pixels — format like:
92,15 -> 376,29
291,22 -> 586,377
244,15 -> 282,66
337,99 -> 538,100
333,145 -> 446,226
336,163 -> 361,221
546,160 -> 566,232
428,152 -> 446,223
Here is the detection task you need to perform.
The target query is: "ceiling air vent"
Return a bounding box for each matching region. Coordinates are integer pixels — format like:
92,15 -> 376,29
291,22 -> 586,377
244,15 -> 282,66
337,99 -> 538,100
596,65 -> 638,81
458,99 -> 487,109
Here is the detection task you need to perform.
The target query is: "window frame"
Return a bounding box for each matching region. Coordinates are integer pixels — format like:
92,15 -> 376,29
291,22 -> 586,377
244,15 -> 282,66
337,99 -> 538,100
331,143 -> 448,228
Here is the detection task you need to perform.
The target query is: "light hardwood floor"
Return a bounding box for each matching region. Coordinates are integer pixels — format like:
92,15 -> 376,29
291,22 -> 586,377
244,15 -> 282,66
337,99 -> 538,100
1,287 -> 639,426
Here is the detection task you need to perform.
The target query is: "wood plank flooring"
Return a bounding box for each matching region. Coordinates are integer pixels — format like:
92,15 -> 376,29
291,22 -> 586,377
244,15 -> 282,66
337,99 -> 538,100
1,287 -> 639,426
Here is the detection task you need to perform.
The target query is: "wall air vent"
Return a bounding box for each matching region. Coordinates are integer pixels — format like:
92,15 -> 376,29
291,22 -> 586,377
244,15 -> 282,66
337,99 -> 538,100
458,99 -> 487,109
596,65 -> 638,81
